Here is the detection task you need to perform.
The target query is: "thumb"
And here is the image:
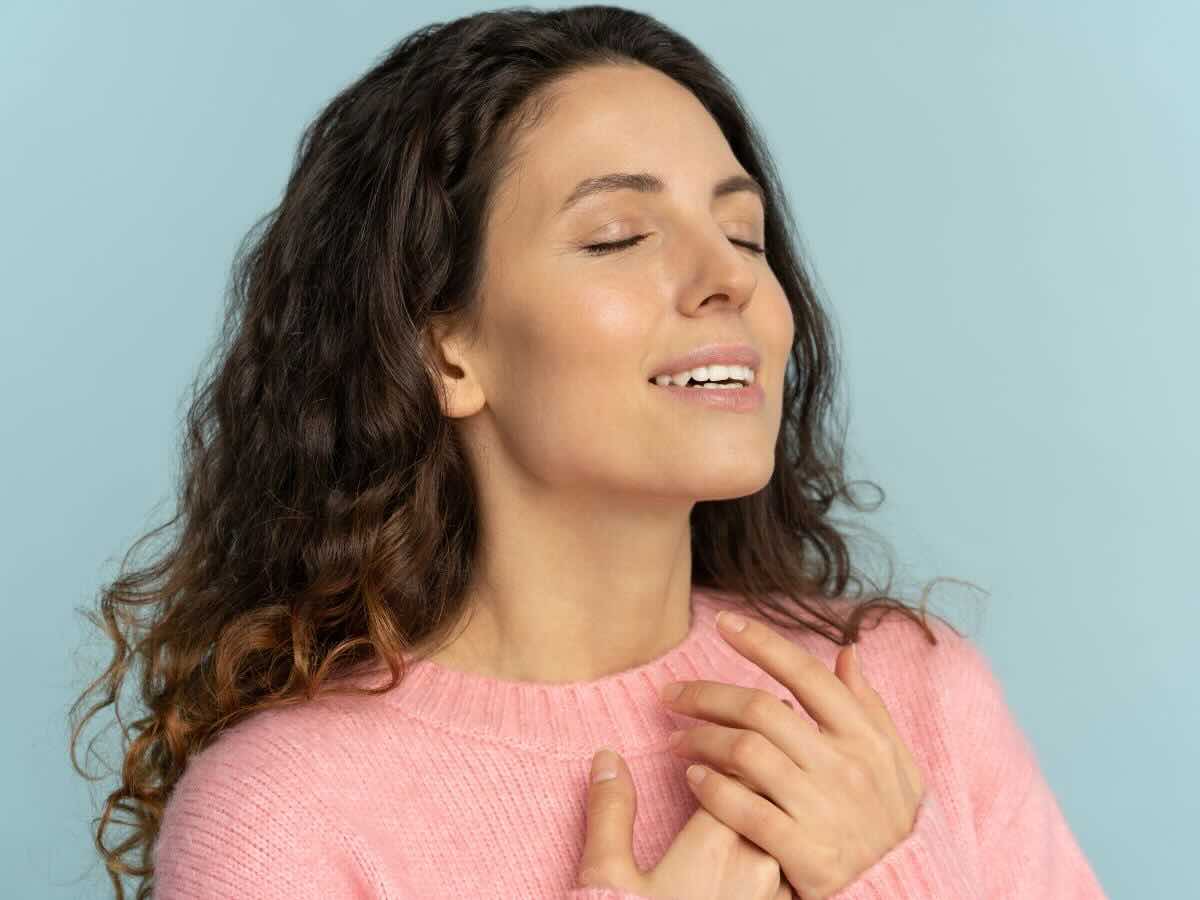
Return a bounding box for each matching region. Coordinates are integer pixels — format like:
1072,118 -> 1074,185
576,748 -> 639,889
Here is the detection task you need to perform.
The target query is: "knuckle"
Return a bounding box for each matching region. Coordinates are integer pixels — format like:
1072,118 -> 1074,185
589,792 -> 627,816
864,730 -> 892,758
840,755 -> 875,792
730,729 -> 769,769
864,734 -> 896,774
750,850 -> 783,890
743,690 -> 780,725
755,860 -> 781,889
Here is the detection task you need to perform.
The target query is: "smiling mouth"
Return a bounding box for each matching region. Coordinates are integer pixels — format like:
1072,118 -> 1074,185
648,378 -> 749,389
648,369 -> 757,389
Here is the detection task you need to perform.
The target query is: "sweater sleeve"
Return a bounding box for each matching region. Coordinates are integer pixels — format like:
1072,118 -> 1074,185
152,729 -> 375,899
826,627 -> 1108,899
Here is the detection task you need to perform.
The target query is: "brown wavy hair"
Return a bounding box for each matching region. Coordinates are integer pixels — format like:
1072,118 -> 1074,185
68,5 -> 983,897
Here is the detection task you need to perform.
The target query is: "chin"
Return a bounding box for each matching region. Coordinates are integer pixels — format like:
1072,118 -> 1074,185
694,461 -> 775,501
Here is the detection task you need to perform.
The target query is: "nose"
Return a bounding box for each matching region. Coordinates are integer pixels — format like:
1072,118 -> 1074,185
694,226 -> 758,312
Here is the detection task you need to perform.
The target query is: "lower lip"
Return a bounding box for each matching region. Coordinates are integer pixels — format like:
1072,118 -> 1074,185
649,381 -> 765,412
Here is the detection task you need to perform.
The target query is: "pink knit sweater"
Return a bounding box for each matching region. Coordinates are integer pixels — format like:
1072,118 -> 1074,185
153,587 -> 1106,898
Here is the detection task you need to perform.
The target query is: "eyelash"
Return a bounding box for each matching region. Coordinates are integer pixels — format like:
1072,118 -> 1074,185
581,234 -> 766,256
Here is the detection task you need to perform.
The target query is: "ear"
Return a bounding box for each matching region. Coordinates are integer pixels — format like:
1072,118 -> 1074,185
426,315 -> 486,419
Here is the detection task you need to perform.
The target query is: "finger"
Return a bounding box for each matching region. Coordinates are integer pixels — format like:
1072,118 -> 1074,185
835,643 -> 895,736
576,748 -> 640,889
837,644 -> 924,792
662,680 -> 840,774
712,609 -> 877,739
683,762 -> 795,864
668,723 -> 825,822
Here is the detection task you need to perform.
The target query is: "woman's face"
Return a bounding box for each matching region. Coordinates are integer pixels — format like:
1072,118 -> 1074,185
437,63 -> 794,507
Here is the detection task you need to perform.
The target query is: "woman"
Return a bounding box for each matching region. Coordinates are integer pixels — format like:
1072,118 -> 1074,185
70,5 -> 1107,898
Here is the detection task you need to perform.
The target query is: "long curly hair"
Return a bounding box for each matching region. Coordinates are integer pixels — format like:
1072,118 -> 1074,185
68,5 -> 982,897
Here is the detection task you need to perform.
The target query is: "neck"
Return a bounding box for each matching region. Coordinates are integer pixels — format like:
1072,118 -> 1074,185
350,586 -> 766,754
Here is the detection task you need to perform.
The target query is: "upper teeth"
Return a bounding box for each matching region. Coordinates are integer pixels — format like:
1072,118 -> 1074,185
651,364 -> 755,387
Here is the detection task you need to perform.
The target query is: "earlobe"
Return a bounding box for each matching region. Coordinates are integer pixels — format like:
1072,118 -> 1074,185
438,362 -> 488,420
431,363 -> 485,419
425,320 -> 486,418
439,374 -> 484,420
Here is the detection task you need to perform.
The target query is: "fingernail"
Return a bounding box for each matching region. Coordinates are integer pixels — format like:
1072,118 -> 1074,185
686,764 -> 708,785
592,748 -> 618,783
851,642 -> 862,674
716,610 -> 746,633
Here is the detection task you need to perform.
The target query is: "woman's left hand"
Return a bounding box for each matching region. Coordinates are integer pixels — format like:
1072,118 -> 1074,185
658,609 -> 926,900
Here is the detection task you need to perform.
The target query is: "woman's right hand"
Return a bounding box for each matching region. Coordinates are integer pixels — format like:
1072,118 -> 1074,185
575,748 -> 792,900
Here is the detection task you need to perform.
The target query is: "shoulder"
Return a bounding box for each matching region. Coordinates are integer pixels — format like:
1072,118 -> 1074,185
154,697 -> 374,895
835,598 -> 1043,811
165,694 -> 342,798
841,598 -> 1015,733
160,676 -> 411,815
826,596 -> 1001,732
157,703 -> 334,848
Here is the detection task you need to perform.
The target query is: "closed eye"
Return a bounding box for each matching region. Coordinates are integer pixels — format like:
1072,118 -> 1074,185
581,234 -> 766,256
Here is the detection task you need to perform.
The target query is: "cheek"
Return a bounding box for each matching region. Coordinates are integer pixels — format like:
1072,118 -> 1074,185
750,282 -> 795,401
510,281 -> 649,365
761,279 -> 795,351
486,291 -> 652,472
496,372 -> 653,484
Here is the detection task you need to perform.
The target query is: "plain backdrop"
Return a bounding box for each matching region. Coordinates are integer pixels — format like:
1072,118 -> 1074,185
2,2 -> 1196,897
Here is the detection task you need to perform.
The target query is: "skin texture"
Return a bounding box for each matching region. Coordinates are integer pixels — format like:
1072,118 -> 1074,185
657,610 -> 925,899
424,62 -> 794,682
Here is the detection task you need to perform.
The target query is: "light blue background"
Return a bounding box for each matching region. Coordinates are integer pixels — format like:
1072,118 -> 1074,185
3,2 -> 1195,897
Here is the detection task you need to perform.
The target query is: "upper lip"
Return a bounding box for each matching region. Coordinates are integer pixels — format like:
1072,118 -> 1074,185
648,342 -> 762,380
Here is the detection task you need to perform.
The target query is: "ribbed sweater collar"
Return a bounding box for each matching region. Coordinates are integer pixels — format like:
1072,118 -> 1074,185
359,588 -> 763,755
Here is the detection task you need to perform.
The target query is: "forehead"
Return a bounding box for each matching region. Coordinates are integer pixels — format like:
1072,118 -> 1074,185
498,65 -> 750,226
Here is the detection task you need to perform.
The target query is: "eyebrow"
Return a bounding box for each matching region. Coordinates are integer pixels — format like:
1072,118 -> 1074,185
555,171 -> 766,217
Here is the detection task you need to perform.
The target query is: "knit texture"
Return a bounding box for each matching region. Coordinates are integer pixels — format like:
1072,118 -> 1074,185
153,587 -> 1107,898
